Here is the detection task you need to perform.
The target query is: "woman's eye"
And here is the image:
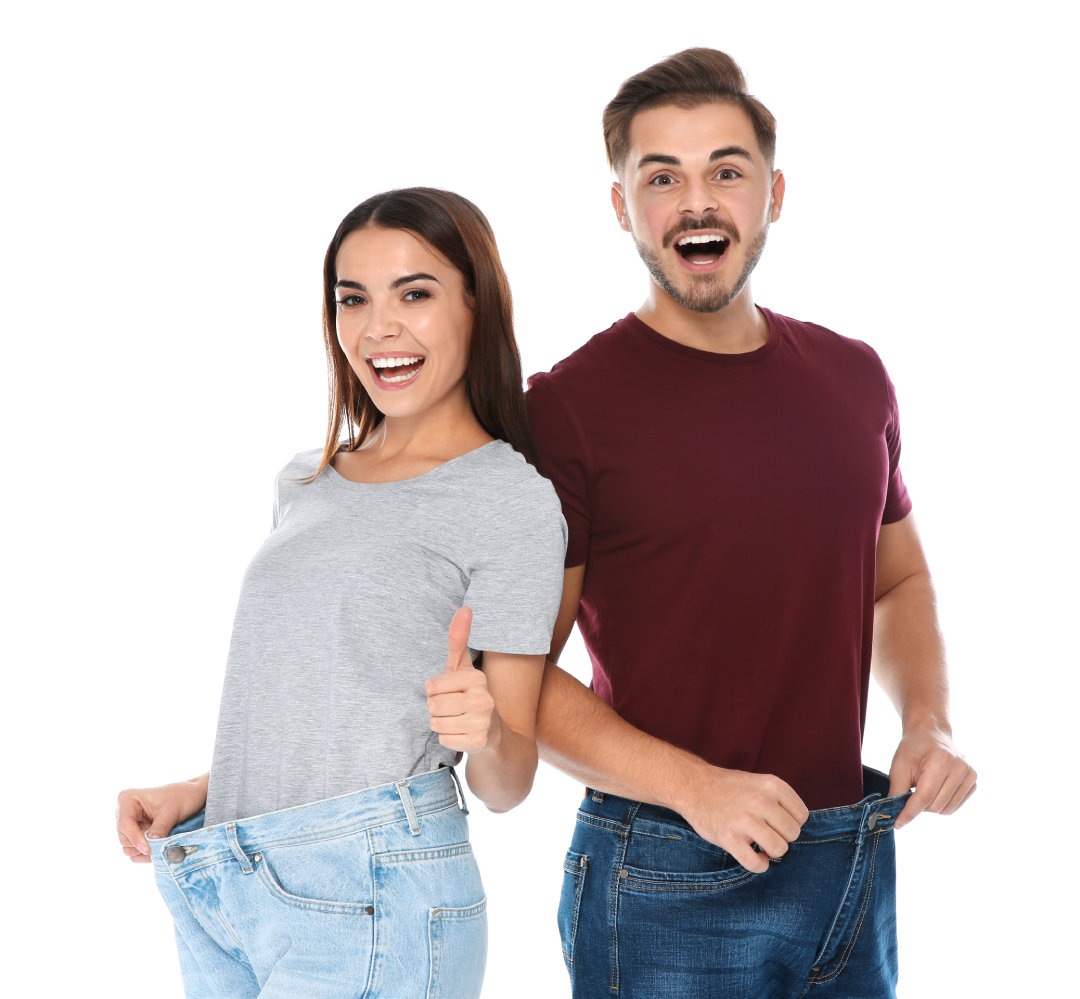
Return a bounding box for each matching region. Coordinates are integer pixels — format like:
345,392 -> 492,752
403,289 -> 431,302
337,295 -> 366,308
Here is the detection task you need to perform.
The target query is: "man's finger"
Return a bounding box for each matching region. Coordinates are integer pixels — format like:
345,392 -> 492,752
444,607 -> 473,672
941,770 -> 978,815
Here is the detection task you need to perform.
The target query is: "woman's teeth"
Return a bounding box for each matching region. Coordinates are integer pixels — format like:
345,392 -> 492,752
371,356 -> 423,383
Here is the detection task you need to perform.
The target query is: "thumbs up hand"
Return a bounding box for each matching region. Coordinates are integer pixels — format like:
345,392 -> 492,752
425,607 -> 500,754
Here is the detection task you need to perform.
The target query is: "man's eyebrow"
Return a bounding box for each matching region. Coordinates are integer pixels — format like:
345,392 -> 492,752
638,153 -> 681,169
391,272 -> 439,289
710,146 -> 754,163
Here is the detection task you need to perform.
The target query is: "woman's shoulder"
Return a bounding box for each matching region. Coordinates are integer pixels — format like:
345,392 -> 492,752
273,448 -> 326,488
461,441 -> 557,497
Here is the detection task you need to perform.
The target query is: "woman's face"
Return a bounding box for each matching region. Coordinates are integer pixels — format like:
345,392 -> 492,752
334,225 -> 474,421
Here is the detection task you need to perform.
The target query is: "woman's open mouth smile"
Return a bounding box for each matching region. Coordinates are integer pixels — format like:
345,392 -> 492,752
368,353 -> 426,390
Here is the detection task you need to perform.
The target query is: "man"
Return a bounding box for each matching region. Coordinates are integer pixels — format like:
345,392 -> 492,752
526,48 -> 976,998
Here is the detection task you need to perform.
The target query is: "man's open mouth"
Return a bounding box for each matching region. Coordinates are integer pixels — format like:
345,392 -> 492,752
674,233 -> 731,264
370,355 -> 425,384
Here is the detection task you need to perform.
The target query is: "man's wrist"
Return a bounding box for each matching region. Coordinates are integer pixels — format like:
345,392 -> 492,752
900,711 -> 952,737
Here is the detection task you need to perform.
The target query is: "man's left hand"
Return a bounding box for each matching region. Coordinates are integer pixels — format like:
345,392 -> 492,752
889,724 -> 977,829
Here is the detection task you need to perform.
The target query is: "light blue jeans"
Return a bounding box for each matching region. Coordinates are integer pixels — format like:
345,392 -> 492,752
150,767 -> 487,998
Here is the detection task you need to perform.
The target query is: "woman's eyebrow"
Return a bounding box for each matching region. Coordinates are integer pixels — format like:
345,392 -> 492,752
390,272 -> 439,289
335,279 -> 366,291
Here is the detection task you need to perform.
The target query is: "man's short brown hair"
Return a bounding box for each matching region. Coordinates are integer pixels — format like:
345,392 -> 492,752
603,48 -> 777,173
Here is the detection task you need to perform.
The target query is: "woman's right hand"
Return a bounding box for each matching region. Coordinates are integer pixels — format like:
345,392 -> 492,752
116,773 -> 209,863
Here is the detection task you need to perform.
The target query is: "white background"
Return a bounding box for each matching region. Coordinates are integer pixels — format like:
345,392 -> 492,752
1,1 -> 1076,995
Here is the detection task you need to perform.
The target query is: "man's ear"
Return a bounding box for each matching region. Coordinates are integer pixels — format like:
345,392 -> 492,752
611,183 -> 631,232
770,170 -> 786,222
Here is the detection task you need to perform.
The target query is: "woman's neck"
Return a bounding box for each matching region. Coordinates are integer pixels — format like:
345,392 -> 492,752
333,386 -> 493,484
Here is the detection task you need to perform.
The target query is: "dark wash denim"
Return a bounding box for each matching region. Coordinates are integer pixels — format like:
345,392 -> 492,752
558,767 -> 911,998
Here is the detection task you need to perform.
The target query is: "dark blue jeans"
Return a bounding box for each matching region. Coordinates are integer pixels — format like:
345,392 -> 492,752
557,767 -> 910,998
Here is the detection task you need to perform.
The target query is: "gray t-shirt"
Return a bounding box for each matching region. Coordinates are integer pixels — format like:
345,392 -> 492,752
204,441 -> 567,826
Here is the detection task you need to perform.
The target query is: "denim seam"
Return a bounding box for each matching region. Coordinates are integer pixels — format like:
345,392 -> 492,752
362,827 -> 378,999
254,860 -> 375,915
610,802 -> 639,993
562,853 -> 588,972
618,872 -> 759,893
373,843 -> 472,865
810,831 -> 881,985
165,869 -> 247,961
575,812 -> 630,836
809,807 -> 870,970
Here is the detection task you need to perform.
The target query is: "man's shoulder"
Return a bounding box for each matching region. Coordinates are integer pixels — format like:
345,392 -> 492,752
526,314 -> 640,402
766,308 -> 885,372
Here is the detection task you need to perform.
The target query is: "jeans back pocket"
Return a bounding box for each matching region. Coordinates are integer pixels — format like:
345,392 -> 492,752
558,851 -> 589,981
427,897 -> 487,999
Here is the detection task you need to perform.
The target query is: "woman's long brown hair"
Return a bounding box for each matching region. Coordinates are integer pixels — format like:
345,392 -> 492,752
310,187 -> 542,481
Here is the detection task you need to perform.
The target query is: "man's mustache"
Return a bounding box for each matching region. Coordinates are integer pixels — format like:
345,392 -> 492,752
662,215 -> 741,249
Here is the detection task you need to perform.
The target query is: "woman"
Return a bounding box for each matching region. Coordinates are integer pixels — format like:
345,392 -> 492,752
116,188 -> 566,998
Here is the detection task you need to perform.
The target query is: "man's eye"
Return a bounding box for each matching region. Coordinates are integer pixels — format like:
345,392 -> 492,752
716,169 -> 739,181
337,295 -> 365,307
650,174 -> 675,186
403,289 -> 431,302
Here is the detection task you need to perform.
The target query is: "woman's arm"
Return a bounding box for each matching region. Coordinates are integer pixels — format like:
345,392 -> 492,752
426,608 -> 545,813
116,772 -> 209,862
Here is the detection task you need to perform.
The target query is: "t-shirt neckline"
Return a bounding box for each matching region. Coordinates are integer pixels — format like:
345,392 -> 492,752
323,438 -> 505,488
625,306 -> 782,366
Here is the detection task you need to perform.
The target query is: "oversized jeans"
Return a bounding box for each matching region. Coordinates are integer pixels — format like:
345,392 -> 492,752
558,767 -> 911,998
149,767 -> 486,999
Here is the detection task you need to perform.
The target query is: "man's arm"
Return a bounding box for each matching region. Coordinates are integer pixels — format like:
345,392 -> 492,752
873,515 -> 977,828
536,565 -> 807,874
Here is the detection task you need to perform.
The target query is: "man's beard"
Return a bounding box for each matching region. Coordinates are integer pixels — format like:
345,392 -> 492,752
631,214 -> 769,314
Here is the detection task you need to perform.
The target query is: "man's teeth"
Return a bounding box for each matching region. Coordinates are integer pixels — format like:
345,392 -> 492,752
677,234 -> 728,246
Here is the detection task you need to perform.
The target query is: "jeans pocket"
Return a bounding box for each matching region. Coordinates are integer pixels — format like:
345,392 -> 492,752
558,851 -> 589,979
427,897 -> 487,999
255,857 -> 377,915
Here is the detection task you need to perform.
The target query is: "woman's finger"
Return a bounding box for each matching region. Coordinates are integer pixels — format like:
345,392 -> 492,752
444,607 -> 473,672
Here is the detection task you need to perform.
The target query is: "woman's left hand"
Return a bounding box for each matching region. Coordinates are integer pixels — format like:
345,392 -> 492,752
426,607 -> 501,753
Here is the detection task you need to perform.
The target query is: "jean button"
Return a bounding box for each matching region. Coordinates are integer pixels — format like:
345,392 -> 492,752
619,869 -> 629,880
165,846 -> 186,864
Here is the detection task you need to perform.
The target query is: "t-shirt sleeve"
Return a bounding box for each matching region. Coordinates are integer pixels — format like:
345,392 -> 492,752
463,475 -> 568,656
881,367 -> 913,524
525,376 -> 592,566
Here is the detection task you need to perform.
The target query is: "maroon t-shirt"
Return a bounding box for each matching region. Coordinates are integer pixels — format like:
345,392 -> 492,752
526,309 -> 911,810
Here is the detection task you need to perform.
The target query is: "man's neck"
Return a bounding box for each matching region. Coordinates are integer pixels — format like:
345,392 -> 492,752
635,282 -> 767,355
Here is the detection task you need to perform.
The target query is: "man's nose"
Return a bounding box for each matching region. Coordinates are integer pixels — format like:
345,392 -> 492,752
677,176 -> 719,217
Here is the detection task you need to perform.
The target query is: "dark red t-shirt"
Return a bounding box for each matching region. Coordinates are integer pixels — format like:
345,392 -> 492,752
526,309 -> 911,810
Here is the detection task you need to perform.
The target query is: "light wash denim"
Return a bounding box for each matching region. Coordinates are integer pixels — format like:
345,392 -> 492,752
150,767 -> 487,998
559,766 -> 911,998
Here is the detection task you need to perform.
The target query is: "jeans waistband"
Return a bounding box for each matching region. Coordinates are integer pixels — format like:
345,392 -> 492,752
581,766 -> 911,841
149,766 -> 461,875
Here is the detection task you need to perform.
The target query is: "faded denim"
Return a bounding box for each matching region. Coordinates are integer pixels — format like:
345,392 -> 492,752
558,767 -> 910,998
150,767 -> 486,999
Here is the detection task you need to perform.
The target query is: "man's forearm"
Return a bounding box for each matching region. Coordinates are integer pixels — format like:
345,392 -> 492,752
871,570 -> 951,732
535,659 -> 710,814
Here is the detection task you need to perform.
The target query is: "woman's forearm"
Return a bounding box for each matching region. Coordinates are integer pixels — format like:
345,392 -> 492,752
463,712 -> 538,812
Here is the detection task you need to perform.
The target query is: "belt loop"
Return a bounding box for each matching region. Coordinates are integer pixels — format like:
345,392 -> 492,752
396,781 -> 422,836
448,765 -> 469,815
226,823 -> 254,874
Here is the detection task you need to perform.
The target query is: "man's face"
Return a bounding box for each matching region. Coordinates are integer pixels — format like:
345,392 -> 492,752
614,102 -> 784,314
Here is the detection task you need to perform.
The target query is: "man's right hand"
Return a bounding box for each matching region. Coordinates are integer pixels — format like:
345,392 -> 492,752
116,774 -> 209,863
676,765 -> 809,874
